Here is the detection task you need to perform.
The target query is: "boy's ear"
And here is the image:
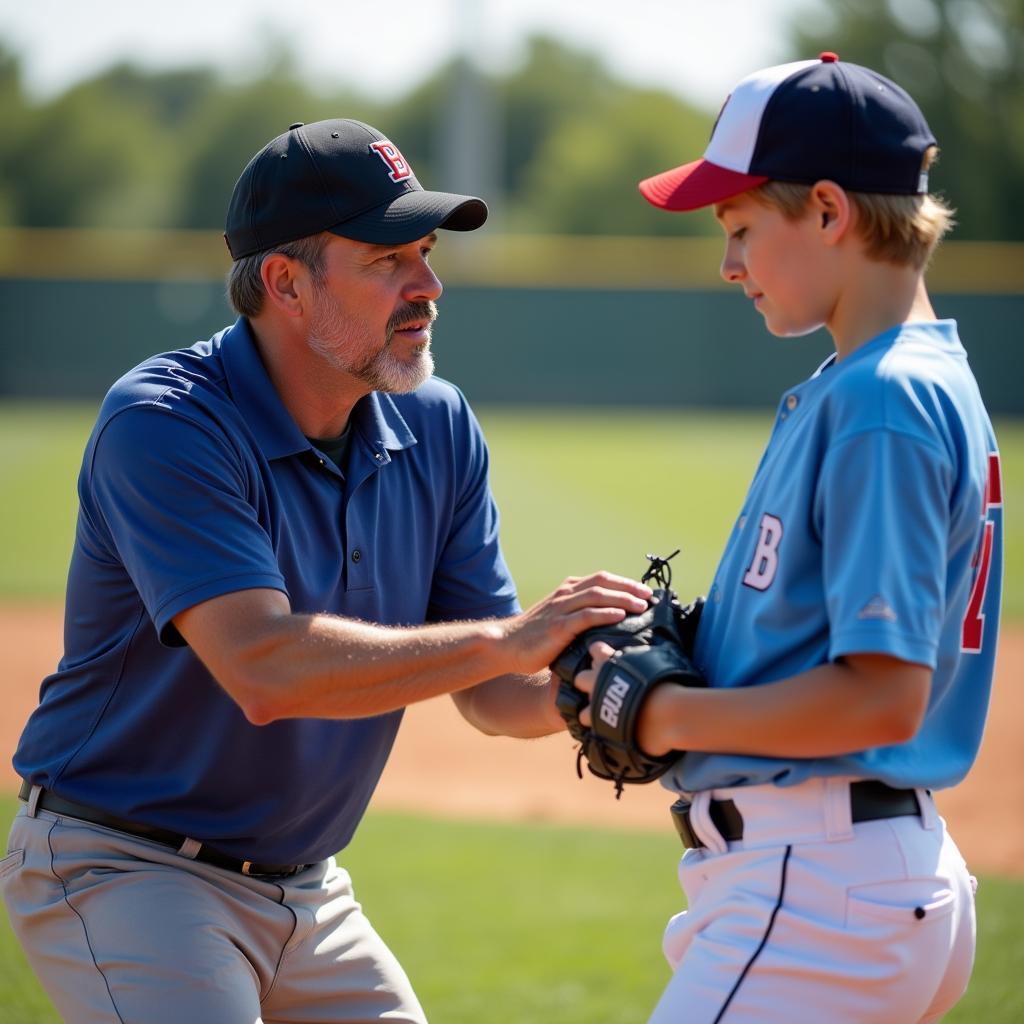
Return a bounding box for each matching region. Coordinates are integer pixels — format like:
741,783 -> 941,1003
809,181 -> 851,245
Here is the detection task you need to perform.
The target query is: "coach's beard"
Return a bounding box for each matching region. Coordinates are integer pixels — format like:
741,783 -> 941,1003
308,295 -> 437,394
368,300 -> 437,393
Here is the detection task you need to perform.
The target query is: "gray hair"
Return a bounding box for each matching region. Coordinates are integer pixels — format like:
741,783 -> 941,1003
226,233 -> 330,318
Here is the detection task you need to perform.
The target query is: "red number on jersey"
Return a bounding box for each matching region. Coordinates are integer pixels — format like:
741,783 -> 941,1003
962,452 -> 1002,653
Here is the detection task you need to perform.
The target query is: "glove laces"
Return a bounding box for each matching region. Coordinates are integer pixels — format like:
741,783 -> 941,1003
642,549 -> 680,589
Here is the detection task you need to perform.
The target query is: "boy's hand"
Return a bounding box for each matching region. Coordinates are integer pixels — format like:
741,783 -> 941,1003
550,577 -> 706,798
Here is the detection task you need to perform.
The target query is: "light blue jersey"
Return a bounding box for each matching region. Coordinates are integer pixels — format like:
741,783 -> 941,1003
670,320 -> 1002,794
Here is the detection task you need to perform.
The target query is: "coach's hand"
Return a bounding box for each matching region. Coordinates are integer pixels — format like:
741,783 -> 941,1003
498,572 -> 652,677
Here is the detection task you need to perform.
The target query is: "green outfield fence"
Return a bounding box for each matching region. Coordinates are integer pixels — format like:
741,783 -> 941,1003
2,230 -> 1022,412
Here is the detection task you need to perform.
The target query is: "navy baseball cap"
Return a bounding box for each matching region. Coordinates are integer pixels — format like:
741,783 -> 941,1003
224,118 -> 488,258
640,52 -> 937,212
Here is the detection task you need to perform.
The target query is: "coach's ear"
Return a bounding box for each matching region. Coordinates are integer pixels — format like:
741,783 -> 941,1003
808,180 -> 852,246
260,253 -> 305,318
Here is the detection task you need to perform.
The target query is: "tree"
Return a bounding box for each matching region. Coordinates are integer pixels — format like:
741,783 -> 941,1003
176,46 -> 375,231
0,46 -> 29,224
789,0 -> 1024,239
0,60 -> 219,228
516,87 -> 716,236
4,75 -> 173,228
499,35 -> 621,204
5,17 -> 1018,240
385,35 -> 715,236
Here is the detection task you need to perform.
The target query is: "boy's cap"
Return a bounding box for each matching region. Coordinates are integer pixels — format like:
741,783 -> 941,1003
639,52 -> 937,212
224,118 -> 488,258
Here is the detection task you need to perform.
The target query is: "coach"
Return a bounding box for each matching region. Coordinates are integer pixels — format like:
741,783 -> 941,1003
2,118 -> 650,1024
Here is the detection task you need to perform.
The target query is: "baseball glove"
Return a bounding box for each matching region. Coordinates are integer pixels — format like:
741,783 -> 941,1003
551,551 -> 706,797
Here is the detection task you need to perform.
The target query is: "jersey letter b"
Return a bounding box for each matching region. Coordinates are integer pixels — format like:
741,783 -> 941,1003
743,514 -> 783,591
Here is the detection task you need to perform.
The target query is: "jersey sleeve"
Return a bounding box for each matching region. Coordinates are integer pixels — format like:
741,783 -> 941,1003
84,404 -> 287,645
815,426 -> 953,667
425,395 -> 519,622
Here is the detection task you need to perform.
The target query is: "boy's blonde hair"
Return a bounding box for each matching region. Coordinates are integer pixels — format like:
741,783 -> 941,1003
750,148 -> 955,270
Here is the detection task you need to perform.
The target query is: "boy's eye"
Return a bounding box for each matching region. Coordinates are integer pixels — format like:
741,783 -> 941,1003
730,227 -> 747,241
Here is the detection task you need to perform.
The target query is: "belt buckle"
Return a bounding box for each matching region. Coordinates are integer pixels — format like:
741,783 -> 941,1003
669,798 -> 701,849
241,860 -> 302,879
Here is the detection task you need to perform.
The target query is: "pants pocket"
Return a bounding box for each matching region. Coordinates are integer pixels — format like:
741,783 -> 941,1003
845,878 -> 956,927
843,877 -> 965,1020
0,848 -> 25,882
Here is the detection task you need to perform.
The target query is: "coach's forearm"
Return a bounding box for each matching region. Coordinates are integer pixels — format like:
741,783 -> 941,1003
224,612 -> 511,724
177,573 -> 651,724
177,575 -> 652,725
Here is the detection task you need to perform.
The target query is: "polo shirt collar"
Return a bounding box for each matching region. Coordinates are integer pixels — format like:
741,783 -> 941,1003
220,317 -> 418,461
352,392 -> 417,454
221,318 -> 308,460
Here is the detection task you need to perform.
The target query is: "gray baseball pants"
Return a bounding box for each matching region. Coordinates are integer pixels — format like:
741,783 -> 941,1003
2,793 -> 427,1023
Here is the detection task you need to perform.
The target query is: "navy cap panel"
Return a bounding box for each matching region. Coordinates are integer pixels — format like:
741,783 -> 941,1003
750,64 -> 856,187
846,67 -> 935,192
293,126 -> 344,227
252,123 -> 419,244
224,117 -> 486,259
747,61 -> 935,194
300,120 -> 423,210
251,130 -> 335,250
224,142 -> 270,257
636,54 -> 938,213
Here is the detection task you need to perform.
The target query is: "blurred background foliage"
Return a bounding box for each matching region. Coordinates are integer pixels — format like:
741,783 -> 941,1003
0,0 -> 1022,239
794,0 -> 1024,242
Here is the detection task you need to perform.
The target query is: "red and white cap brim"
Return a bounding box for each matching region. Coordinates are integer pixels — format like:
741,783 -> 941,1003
639,59 -> 822,212
639,159 -> 768,211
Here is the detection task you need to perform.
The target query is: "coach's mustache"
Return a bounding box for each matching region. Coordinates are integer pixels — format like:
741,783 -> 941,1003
387,301 -> 438,338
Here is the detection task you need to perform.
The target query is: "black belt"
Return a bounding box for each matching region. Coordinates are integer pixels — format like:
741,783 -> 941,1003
18,781 -> 307,879
670,780 -> 921,850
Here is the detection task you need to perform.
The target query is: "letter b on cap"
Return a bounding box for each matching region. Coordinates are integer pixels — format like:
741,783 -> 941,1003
370,140 -> 412,182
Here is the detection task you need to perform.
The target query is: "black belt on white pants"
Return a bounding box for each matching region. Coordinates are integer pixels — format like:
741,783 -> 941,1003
669,780 -> 921,849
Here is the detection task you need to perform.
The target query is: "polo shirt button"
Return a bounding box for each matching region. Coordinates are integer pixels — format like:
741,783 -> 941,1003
786,394 -> 799,410
374,452 -> 385,462
351,549 -> 362,563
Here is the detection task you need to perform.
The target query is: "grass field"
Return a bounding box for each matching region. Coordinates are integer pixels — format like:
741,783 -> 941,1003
2,401 -> 1023,616
1,400 -> 1022,1020
1,803 -> 1022,1023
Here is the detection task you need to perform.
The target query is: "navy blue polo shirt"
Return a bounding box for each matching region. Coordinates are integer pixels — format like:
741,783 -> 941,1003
14,318 -> 519,863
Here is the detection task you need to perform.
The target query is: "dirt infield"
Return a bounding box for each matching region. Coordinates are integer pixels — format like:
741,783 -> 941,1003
3,604 -> 1022,876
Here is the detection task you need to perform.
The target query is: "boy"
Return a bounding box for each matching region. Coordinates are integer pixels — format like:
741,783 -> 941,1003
577,53 -> 1003,1022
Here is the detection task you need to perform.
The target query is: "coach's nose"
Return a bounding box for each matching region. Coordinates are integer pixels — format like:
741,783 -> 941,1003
404,259 -> 443,304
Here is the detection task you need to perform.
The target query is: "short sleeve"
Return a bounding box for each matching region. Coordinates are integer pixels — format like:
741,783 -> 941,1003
425,399 -> 519,621
816,427 -> 953,667
85,405 -> 287,644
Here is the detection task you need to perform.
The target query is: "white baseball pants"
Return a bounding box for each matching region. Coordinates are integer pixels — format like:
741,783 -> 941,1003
648,777 -> 976,1024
